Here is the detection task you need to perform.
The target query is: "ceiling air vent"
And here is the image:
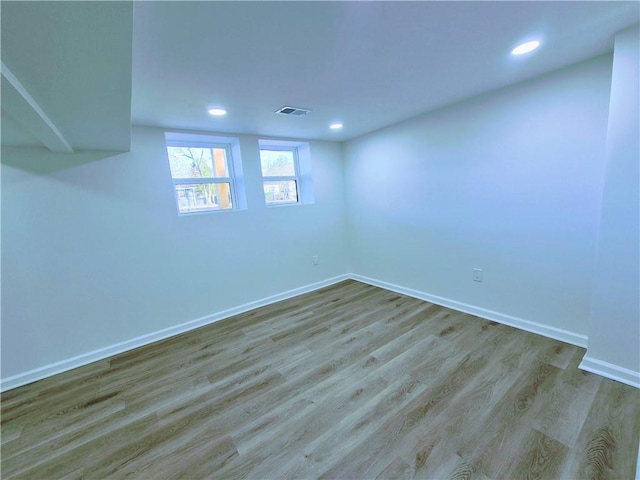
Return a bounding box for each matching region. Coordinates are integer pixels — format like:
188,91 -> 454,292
275,106 -> 312,117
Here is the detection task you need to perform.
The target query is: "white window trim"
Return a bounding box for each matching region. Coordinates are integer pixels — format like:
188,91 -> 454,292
260,146 -> 301,206
166,140 -> 238,215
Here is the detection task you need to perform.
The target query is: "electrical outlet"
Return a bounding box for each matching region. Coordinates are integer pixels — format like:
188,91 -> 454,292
312,256 -> 319,266
473,268 -> 483,282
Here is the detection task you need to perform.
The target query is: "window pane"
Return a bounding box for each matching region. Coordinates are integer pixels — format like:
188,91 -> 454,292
263,180 -> 298,204
175,183 -> 233,213
167,147 -> 229,179
260,150 -> 296,176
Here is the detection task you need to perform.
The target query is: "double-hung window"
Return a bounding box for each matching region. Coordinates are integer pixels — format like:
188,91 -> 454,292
260,147 -> 300,205
166,142 -> 236,214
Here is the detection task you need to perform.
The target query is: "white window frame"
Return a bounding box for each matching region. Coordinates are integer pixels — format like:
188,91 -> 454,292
166,140 -> 238,215
259,146 -> 301,206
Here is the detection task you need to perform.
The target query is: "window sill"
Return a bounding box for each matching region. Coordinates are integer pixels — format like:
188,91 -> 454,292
265,202 -> 305,208
177,207 -> 247,216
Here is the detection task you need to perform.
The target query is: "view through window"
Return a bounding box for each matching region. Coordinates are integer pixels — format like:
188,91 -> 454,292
259,148 -> 300,205
166,145 -> 235,214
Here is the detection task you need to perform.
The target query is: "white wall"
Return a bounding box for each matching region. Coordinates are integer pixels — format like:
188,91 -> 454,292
582,26 -> 640,385
344,55 -> 613,344
1,127 -> 349,381
3,51 -> 638,389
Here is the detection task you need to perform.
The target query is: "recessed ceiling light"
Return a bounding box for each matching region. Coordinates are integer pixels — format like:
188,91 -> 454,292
208,108 -> 227,116
511,40 -> 541,56
330,123 -> 343,130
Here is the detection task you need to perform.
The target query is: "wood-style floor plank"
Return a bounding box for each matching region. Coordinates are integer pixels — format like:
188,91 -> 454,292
2,280 -> 639,479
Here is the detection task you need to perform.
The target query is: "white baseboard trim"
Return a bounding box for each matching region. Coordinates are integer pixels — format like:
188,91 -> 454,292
7,273 -> 638,394
0,274 -> 350,393
579,355 -> 640,389
349,274 -> 588,348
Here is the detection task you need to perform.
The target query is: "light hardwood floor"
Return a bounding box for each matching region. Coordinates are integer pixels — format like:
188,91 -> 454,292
2,280 -> 639,479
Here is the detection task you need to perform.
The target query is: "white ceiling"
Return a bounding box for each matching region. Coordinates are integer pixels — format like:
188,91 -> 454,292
1,1 -> 639,151
132,1 -> 639,142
